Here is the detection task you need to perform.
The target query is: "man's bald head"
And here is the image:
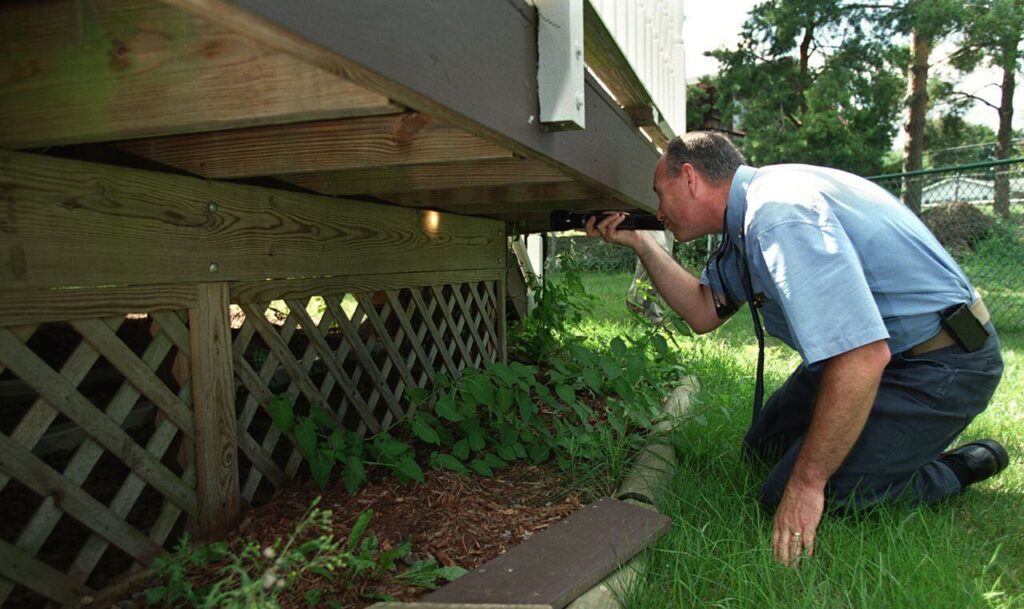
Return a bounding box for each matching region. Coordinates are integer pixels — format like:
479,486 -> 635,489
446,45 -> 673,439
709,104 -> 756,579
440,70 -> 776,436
664,132 -> 746,185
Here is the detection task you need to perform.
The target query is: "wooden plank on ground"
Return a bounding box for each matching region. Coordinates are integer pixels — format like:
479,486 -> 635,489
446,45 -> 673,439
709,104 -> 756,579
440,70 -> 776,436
0,0 -> 400,148
117,113 -> 511,179
0,150 -> 504,291
163,0 -> 660,210
188,283 -> 240,539
281,159 -> 571,196
423,497 -> 670,608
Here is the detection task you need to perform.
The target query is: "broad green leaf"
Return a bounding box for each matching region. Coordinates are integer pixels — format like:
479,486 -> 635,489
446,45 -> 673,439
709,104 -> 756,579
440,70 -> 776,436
469,459 -> 494,477
582,368 -> 602,393
610,336 -> 628,356
394,457 -> 425,483
483,452 -> 508,469
467,428 -> 486,452
651,334 -> 669,356
267,395 -> 295,433
411,415 -> 441,445
555,384 -> 576,405
405,385 -> 430,403
486,362 -> 519,387
434,395 -> 465,422
438,565 -> 469,581
464,374 -> 495,406
343,457 -> 365,495
527,443 -> 551,464
517,393 -> 538,420
309,450 -> 333,488
310,404 -> 336,432
496,386 -> 514,412
625,356 -> 646,381
600,358 -> 623,381
347,509 -> 374,551
496,444 -> 517,461
432,452 -> 468,473
452,439 -> 470,460
294,417 -> 318,459
513,442 -> 528,459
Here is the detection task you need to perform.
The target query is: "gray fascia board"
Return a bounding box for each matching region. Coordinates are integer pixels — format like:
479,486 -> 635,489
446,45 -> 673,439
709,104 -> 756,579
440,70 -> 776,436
229,0 -> 659,211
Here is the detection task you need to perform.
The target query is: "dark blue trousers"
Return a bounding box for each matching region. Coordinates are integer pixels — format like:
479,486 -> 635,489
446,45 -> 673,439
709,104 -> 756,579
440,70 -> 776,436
744,325 -> 1003,510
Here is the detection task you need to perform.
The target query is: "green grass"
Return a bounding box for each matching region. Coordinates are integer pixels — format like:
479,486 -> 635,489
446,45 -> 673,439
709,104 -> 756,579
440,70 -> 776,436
574,272 -> 1024,609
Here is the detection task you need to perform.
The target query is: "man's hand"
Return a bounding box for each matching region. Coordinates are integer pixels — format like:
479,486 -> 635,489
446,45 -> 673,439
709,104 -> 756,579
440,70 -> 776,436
584,212 -> 651,250
772,479 -> 824,566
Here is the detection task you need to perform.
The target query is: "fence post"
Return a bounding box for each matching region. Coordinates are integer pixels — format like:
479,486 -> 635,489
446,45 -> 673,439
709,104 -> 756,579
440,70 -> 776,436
188,282 -> 240,539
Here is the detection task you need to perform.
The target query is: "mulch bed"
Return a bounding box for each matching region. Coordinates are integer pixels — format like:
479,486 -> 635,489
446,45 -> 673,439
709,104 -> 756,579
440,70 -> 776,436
126,461 -> 583,608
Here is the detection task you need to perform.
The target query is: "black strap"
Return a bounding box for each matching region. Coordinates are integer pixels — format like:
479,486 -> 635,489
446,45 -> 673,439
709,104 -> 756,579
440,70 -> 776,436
737,232 -> 766,427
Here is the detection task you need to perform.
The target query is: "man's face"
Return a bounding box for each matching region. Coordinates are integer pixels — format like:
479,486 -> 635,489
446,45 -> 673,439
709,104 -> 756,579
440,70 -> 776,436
654,157 -> 701,242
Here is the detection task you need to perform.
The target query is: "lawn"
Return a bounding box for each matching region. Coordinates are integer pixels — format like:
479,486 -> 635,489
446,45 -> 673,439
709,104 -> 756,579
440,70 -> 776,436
575,271 -> 1024,609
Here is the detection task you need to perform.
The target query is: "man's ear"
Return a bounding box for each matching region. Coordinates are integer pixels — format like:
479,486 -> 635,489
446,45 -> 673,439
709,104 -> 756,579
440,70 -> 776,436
681,163 -> 699,196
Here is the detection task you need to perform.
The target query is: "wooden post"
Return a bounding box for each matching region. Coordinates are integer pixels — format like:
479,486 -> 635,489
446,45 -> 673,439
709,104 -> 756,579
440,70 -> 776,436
188,282 -> 240,539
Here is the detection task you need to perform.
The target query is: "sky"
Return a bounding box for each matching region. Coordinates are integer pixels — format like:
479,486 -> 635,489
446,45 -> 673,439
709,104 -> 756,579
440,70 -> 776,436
681,0 -> 1022,143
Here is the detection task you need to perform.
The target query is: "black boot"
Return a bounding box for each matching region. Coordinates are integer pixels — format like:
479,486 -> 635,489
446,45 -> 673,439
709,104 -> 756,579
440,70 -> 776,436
939,439 -> 1010,487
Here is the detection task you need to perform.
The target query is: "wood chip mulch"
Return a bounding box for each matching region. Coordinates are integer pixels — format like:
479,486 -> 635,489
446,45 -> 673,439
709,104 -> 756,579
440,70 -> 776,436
131,461 -> 582,609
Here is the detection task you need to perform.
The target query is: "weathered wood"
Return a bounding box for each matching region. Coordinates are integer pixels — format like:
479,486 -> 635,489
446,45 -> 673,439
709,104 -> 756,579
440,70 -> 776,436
231,269 -> 502,305
0,0 -> 399,149
354,294 -> 418,390
285,300 -> 382,433
189,283 -> 240,539
0,326 -> 176,602
378,182 -> 600,210
424,498 -> 670,608
408,288 -> 461,380
71,318 -> 195,437
163,0 -> 660,210
385,290 -> 437,384
0,327 -> 198,516
0,284 -> 197,326
429,286 -> 476,370
0,318 -> 120,494
467,282 -> 500,358
496,276 -> 508,362
1,150 -> 504,291
118,113 -> 511,179
238,302 -> 330,409
0,537 -> 94,606
449,286 -> 491,364
324,298 -> 405,420
282,159 -> 571,196
0,430 -> 164,566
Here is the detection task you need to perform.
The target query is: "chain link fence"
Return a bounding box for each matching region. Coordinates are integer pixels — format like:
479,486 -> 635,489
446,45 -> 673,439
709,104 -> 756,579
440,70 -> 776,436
870,158 -> 1024,332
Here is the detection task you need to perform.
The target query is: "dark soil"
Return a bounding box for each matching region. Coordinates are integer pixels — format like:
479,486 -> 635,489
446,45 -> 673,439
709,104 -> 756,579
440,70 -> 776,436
125,461 -> 582,609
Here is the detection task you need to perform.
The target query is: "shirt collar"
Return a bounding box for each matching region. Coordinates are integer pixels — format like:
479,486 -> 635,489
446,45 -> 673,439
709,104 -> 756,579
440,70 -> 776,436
726,164 -> 757,242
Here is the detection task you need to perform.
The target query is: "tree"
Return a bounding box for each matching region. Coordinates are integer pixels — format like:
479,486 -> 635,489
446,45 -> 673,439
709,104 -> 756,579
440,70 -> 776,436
889,0 -> 961,213
710,0 -> 905,176
949,0 -> 1024,218
923,115 -> 998,167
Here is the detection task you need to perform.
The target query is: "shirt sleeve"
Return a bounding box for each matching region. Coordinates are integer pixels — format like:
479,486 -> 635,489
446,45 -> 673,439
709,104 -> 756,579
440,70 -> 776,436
751,220 -> 889,364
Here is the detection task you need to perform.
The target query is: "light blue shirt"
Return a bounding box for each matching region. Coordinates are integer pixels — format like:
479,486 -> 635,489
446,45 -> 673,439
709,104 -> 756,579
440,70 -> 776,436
701,164 -> 975,365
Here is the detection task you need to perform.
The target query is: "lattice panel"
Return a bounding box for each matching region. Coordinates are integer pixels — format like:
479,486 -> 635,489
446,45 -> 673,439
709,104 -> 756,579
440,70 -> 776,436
233,280 -> 500,504
0,312 -> 197,607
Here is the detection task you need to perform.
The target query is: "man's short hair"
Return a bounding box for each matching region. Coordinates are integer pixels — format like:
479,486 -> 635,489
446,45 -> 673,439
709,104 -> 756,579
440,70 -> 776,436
665,132 -> 746,185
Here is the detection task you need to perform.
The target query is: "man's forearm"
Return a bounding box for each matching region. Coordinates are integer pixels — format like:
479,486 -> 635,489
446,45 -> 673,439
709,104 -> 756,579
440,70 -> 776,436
788,340 -> 891,490
633,236 -> 722,333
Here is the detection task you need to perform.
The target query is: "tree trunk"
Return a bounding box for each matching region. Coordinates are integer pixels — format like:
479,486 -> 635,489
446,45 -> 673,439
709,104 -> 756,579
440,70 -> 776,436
993,47 -> 1017,219
798,25 -> 813,115
902,28 -> 931,215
